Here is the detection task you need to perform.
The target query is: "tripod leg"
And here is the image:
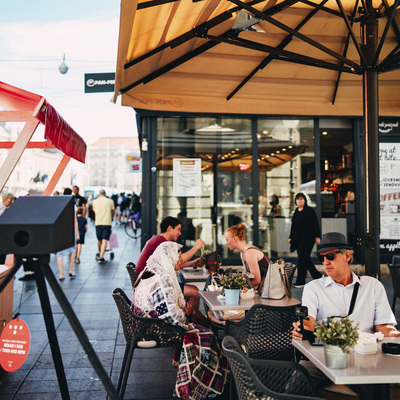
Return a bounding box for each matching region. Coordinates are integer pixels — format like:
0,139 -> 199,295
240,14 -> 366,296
39,262 -> 120,400
34,264 -> 70,400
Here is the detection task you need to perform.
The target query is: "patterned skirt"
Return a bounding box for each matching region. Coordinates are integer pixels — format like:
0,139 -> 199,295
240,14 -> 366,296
173,324 -> 229,400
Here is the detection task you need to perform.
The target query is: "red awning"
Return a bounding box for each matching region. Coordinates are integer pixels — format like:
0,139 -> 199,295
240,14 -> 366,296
0,81 -> 86,163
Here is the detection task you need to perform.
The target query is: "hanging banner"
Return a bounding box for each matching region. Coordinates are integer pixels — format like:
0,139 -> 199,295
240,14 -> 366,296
0,319 -> 31,372
173,158 -> 201,197
379,143 -> 400,254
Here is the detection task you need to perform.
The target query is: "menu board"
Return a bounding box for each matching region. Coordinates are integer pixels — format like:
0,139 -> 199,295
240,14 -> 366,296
379,143 -> 400,251
173,158 -> 201,197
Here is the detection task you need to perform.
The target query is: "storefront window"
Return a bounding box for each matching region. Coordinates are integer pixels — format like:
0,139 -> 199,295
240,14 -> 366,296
257,119 -> 314,257
320,119 -> 355,239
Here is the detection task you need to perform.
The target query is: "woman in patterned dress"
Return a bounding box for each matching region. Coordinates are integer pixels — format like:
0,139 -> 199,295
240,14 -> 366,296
132,241 -> 228,400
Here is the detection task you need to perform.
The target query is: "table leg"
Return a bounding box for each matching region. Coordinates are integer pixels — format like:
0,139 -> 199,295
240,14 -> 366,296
373,383 -> 391,400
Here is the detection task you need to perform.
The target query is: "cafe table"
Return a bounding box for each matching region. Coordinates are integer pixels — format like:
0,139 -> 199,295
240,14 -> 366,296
293,337 -> 400,400
199,290 -> 300,311
179,266 -> 253,285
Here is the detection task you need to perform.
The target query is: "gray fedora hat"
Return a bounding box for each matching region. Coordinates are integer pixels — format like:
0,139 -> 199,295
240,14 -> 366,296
317,232 -> 353,254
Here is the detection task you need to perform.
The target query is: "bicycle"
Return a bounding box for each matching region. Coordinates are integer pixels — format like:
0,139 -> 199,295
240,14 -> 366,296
125,215 -> 141,239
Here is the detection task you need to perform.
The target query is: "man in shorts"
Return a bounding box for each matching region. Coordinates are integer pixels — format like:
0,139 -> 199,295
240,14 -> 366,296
93,190 -> 115,264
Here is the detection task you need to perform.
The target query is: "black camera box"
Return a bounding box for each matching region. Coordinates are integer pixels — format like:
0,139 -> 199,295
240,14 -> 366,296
0,196 -> 74,255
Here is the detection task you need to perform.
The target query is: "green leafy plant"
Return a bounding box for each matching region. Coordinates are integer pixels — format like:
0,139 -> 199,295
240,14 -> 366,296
314,316 -> 359,354
219,273 -> 249,290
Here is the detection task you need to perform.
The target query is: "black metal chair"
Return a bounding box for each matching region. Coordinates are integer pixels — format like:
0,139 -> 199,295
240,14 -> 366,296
112,288 -> 184,399
388,255 -> 400,312
226,304 -> 297,361
126,262 -> 137,288
222,336 -> 323,400
284,262 -> 297,287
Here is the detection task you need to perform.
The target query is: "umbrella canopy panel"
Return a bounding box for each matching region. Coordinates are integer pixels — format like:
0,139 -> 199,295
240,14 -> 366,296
114,0 -> 400,116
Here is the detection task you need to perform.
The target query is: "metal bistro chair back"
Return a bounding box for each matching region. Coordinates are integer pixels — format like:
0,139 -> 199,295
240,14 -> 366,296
226,304 -> 297,361
126,262 -> 138,288
284,262 -> 297,287
222,336 -> 323,400
388,255 -> 400,312
112,288 -> 184,399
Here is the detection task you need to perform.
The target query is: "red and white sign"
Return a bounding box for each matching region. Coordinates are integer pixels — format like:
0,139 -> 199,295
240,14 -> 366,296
239,163 -> 251,171
0,319 -> 31,372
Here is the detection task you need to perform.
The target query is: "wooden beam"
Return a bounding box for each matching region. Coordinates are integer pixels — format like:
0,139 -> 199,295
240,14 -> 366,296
0,110 -> 33,122
0,117 -> 40,193
43,154 -> 71,196
0,141 -> 57,149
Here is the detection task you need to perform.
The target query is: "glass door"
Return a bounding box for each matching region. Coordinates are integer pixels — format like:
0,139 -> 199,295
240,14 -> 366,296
156,116 -> 252,261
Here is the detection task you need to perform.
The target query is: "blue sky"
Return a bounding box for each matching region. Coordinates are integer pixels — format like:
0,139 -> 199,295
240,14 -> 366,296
0,1 -> 137,145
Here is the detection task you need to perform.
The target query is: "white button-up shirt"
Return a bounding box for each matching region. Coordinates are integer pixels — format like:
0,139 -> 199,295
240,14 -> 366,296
302,272 -> 397,333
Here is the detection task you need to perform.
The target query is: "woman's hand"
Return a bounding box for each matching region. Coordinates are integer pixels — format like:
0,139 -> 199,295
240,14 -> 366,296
315,237 -> 321,245
184,303 -> 193,316
175,257 -> 184,271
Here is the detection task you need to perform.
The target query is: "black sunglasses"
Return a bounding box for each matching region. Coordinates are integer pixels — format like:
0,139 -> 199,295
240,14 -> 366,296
317,250 -> 342,263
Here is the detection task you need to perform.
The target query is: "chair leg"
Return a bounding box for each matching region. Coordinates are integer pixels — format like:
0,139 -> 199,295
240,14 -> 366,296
119,342 -> 136,400
229,372 -> 238,400
117,345 -> 130,394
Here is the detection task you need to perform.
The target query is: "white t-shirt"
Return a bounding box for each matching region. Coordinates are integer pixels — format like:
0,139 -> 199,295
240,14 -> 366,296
302,272 -> 397,333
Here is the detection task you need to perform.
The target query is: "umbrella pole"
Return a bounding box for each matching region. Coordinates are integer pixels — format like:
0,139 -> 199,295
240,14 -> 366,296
361,3 -> 380,277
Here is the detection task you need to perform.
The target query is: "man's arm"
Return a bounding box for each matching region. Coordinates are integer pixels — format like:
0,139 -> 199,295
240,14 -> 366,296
180,239 -> 205,265
375,324 -> 400,337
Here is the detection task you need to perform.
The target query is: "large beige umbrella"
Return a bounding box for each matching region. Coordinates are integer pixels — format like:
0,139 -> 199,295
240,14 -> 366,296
113,0 -> 400,274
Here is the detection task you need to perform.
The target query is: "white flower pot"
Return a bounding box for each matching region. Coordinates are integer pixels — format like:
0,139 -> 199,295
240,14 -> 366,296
324,344 -> 348,369
224,289 -> 240,305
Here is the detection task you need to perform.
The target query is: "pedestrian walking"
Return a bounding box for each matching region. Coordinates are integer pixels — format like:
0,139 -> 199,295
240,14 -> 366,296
92,189 -> 114,264
75,206 -> 88,264
288,192 -> 322,287
57,188 -> 80,280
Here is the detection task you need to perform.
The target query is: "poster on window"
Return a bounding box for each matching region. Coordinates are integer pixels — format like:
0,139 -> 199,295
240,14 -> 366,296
173,158 -> 201,197
379,143 -> 400,253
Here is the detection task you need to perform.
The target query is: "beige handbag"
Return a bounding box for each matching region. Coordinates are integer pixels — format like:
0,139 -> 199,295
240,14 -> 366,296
260,259 -> 292,299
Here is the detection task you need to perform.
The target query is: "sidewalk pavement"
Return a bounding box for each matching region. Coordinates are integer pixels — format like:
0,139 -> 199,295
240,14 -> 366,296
0,222 -> 399,400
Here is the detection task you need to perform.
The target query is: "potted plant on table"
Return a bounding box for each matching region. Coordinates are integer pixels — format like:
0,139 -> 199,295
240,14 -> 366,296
219,273 -> 249,305
314,316 -> 359,369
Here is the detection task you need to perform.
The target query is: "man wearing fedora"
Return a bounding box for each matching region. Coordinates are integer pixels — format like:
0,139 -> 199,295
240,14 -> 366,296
293,232 -> 399,399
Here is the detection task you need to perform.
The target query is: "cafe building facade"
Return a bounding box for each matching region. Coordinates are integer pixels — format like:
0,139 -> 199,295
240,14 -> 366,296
136,111 -> 400,265
113,0 -> 400,266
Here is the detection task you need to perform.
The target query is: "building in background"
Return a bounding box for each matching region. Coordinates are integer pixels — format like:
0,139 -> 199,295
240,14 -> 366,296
85,137 -> 141,195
